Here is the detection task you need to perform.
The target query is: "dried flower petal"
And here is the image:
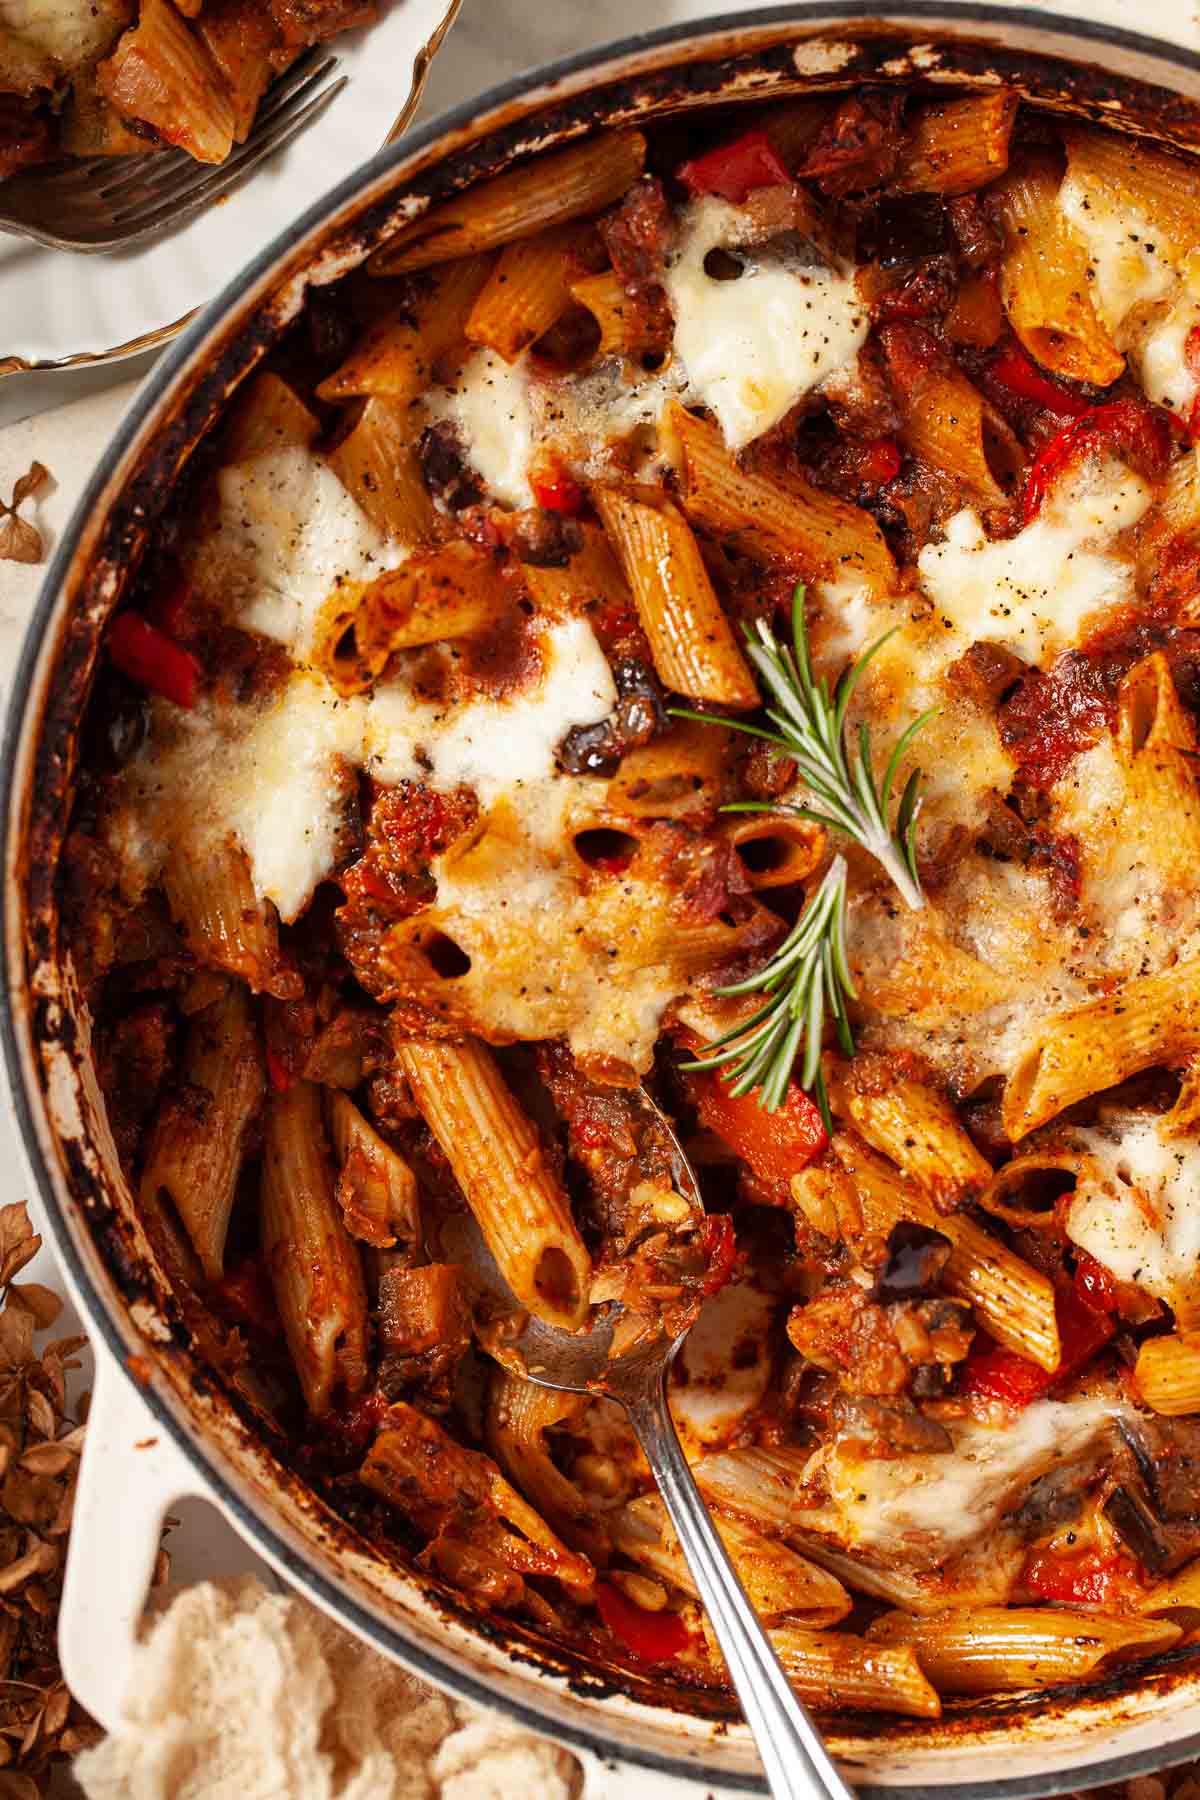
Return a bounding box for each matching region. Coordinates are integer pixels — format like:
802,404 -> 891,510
0,519 -> 40,569
0,1319 -> 32,1381
17,1446 -> 72,1479
0,1769 -> 39,1798
6,1291 -> 59,1334
0,1213 -> 38,1296
0,1542 -> 56,1598
0,462 -> 51,569
21,1395 -> 54,1445
8,466 -> 47,512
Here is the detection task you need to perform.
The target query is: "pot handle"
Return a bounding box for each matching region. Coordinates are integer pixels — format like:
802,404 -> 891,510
59,1353 -> 213,1734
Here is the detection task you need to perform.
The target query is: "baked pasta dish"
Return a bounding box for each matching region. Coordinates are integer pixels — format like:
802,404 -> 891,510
66,90 -> 1200,1717
0,0 -> 373,174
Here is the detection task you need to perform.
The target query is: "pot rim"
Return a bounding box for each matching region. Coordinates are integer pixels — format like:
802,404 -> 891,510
10,7 -> 1200,1791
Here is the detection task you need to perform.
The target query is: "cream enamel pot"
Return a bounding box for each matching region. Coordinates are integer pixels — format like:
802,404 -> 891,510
8,9 -> 1200,1793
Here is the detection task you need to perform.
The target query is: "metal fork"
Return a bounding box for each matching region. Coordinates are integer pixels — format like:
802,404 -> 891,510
0,47 -> 347,255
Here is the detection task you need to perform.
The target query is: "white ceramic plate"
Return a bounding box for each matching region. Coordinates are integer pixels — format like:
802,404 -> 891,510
0,0 -> 459,378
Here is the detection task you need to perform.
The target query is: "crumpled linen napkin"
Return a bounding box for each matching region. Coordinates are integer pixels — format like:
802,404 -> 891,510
72,1576 -> 580,1800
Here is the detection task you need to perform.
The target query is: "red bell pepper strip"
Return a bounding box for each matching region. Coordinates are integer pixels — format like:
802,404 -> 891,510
700,1213 -> 737,1298
1023,1547 -> 1143,1608
989,345 -> 1090,419
530,464 -> 584,515
960,1286 -> 1115,1407
678,129 -> 791,204
854,436 -> 902,487
687,1065 -> 828,1189
595,1581 -> 688,1663
108,610 -> 200,708
1073,1250 -> 1119,1315
1022,400 -> 1171,524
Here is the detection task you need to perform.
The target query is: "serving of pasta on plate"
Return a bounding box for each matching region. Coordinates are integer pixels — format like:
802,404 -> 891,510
0,0 -> 376,173
63,84 -> 1200,1718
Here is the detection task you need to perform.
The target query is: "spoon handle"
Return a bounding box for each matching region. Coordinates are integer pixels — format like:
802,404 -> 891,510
623,1373 -> 857,1800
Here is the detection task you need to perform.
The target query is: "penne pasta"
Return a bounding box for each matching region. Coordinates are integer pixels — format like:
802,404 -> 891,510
894,91 -> 1017,195
221,372 -> 319,465
1063,128 -> 1200,267
991,153 -> 1124,385
718,814 -> 826,891
370,131 -> 647,275
518,518 -> 631,622
1141,1554 -> 1200,1614
466,224 -> 584,362
260,1081 -> 369,1417
394,1036 -> 592,1328
164,834 -> 301,1001
608,719 -> 733,822
826,1071 -> 993,1212
867,1608 -> 1180,1694
138,982 -> 264,1281
98,0 -> 236,164
594,488 -> 757,707
316,255 -> 492,403
363,1401 -> 595,1600
1003,958 -> 1200,1141
1135,1332 -> 1200,1416
569,268 -> 670,360
766,1624 -> 941,1718
324,396 -> 445,548
614,1493 -> 852,1627
885,337 -> 1023,508
832,1133 -> 1060,1368
326,1090 -> 420,1252
1114,653 -> 1200,883
486,1369 -> 603,1558
664,405 -> 896,598
313,541 -> 505,696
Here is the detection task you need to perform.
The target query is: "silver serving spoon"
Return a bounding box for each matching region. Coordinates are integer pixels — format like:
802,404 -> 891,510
458,1085 -> 855,1800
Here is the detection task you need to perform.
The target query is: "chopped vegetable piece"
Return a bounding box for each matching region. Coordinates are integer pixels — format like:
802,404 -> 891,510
1022,400 -> 1171,523
688,1064 -> 828,1188
530,464 -> 584,515
1023,1547 -> 1143,1608
989,345 -> 1090,418
960,1288 -> 1114,1407
699,1213 -> 738,1297
595,1580 -> 688,1663
108,610 -> 200,708
1073,1250 -> 1119,1315
678,129 -> 791,204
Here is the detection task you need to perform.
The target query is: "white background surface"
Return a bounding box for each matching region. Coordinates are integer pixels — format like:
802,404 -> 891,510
2,0 -> 1200,1771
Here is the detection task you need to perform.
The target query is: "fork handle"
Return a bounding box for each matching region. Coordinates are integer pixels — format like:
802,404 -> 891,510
623,1374 -> 856,1800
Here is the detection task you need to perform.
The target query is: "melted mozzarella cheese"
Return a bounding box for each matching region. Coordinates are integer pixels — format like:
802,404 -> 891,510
223,678 -> 367,923
821,1399 -> 1119,1568
366,616 -> 615,801
425,349 -> 535,508
670,1283 -> 777,1448
1137,292 -> 1200,414
110,619 -> 615,927
663,197 -> 867,450
423,784 -> 716,1073
916,460 -> 1151,666
1067,1115 -> 1200,1306
1058,173 -> 1176,336
211,447 -> 404,660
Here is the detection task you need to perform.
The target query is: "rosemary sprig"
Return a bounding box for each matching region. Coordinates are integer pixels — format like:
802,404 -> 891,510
674,583 -> 934,1124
